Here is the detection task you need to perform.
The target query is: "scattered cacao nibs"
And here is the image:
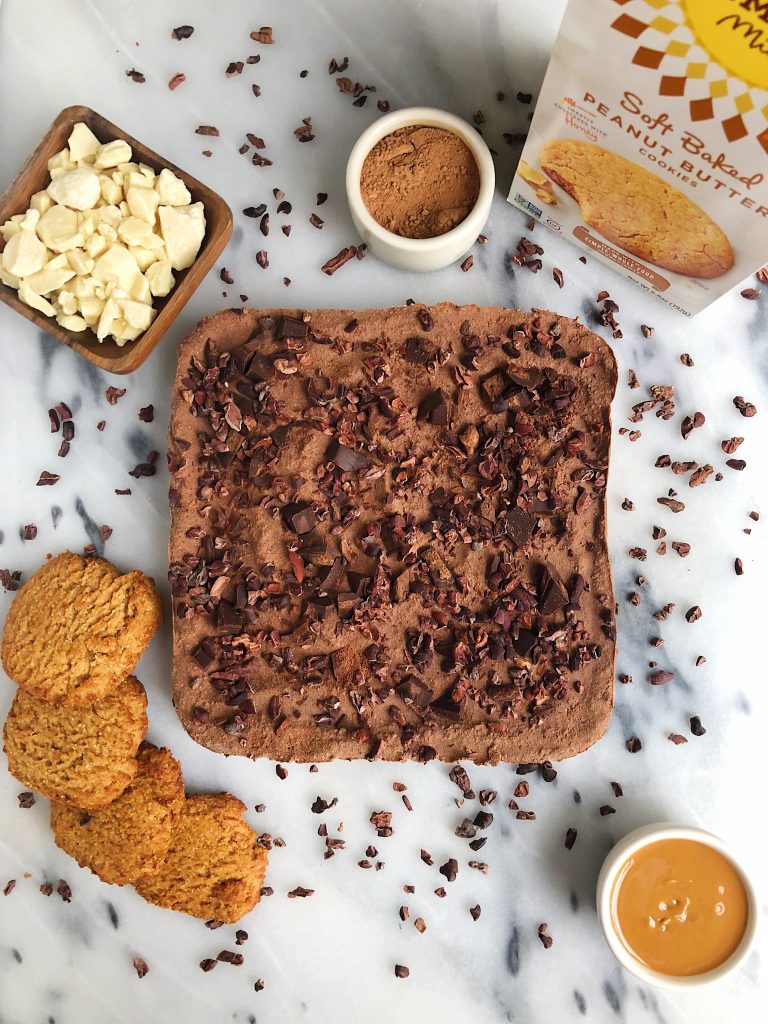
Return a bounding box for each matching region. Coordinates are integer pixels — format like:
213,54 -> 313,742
564,828 -> 577,850
220,268 -> 235,285
733,396 -> 757,418
217,950 -> 244,966
671,541 -> 691,558
276,765 -> 287,780
538,923 -> 553,949
3,880 -> 15,896
287,887 -> 314,898
309,213 -> 324,229
626,737 -> 642,753
56,879 -> 72,902
402,795 -> 413,812
115,488 -> 131,495
172,25 -> 194,40
735,558 -> 744,576
36,471 -> 60,486
168,73 -> 186,90
413,916 -> 426,933
469,905 -> 481,921
1,569 -> 22,592
690,716 -> 706,737
17,791 -> 35,808
553,267 -> 564,288
199,959 -> 217,972
126,69 -> 146,84
138,405 -> 155,423
195,125 -> 220,137
256,250 -> 269,269
321,245 -> 358,275
226,61 -> 244,77
668,733 -> 688,745
460,255 -> 473,273
599,804 -> 616,816
250,26 -> 274,44
370,810 -> 393,837
132,957 -> 149,979
106,386 -> 126,405
726,458 -> 746,471
680,353 -> 694,366
22,524 -> 37,541
610,782 -> 623,798
740,288 -> 761,300
640,324 -> 654,338
685,606 -> 702,624
39,883 -> 53,896
434,887 -> 447,898
294,117 -> 315,143
621,499 -> 634,511
420,850 -> 434,866
254,978 -> 266,992
394,964 -> 410,979
439,858 -> 458,882
97,420 -> 106,431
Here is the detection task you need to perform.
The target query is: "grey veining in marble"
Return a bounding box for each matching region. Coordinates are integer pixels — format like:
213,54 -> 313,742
0,1 -> 766,1022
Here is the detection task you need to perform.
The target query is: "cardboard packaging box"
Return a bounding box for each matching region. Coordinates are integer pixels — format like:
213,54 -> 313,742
508,0 -> 768,316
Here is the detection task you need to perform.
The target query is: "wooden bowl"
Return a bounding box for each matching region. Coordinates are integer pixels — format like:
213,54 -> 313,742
0,105 -> 233,374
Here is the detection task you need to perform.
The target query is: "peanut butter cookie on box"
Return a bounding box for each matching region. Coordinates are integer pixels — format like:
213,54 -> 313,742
1,552 -> 163,706
136,793 -> 267,922
539,139 -> 733,279
50,743 -> 184,885
3,675 -> 148,809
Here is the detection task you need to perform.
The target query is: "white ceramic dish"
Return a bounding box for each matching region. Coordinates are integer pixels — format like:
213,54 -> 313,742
596,822 -> 758,990
345,106 -> 495,272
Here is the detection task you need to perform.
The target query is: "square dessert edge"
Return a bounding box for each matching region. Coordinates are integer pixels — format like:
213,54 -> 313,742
168,302 -> 617,765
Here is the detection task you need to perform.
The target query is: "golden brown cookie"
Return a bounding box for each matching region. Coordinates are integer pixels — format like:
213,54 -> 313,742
50,743 -> 184,885
3,675 -> 148,809
135,793 -> 267,922
1,552 -> 163,706
538,139 -> 733,279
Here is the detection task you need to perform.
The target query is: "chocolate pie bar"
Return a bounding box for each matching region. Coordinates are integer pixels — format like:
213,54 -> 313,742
168,303 -> 617,764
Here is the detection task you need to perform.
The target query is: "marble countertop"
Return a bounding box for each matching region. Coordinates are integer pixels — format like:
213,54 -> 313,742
0,1 -> 766,1021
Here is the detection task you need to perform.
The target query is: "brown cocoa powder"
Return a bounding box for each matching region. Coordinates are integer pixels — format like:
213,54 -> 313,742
360,125 -> 480,239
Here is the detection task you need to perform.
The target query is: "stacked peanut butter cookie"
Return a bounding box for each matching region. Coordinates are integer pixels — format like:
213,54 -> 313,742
1,552 -> 267,923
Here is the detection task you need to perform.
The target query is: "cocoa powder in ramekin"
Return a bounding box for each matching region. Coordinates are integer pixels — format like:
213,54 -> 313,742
360,125 -> 480,239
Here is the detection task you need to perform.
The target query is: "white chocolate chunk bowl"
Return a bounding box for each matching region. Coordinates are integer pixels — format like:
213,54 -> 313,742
0,122 -> 206,345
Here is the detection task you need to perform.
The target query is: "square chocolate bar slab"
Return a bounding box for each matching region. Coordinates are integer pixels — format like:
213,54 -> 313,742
168,304 -> 617,764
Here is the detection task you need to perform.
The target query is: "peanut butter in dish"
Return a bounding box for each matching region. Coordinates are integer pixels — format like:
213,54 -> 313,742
611,839 -> 749,977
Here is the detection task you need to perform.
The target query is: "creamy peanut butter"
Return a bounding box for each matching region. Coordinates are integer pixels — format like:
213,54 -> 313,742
611,839 -> 749,977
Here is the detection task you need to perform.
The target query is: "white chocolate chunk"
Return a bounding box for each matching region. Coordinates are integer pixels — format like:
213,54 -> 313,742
78,295 -> 105,324
92,244 -> 141,291
0,264 -> 21,289
68,123 -> 101,162
158,202 -> 205,270
85,233 -> 109,259
57,313 -> 88,332
99,174 -> 123,206
66,249 -> 94,276
129,246 -> 158,272
18,282 -> 56,316
96,296 -> 121,339
47,167 -> 101,210
126,186 -> 159,225
145,259 -> 174,297
18,209 -> 40,232
119,299 -> 155,331
2,230 -> 47,277
94,139 -> 132,169
29,191 -> 53,216
37,206 -> 80,251
23,265 -> 75,295
156,168 -> 191,207
57,289 -> 79,315
130,273 -> 152,303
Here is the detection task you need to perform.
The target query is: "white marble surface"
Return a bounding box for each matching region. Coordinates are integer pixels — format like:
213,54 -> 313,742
0,1 -> 766,1022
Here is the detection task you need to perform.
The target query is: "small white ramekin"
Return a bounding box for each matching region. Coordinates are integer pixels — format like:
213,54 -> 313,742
596,823 -> 758,990
345,106 -> 495,272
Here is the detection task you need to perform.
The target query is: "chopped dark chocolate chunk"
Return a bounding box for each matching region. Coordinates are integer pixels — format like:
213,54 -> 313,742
327,439 -> 370,472
690,716 -> 706,737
